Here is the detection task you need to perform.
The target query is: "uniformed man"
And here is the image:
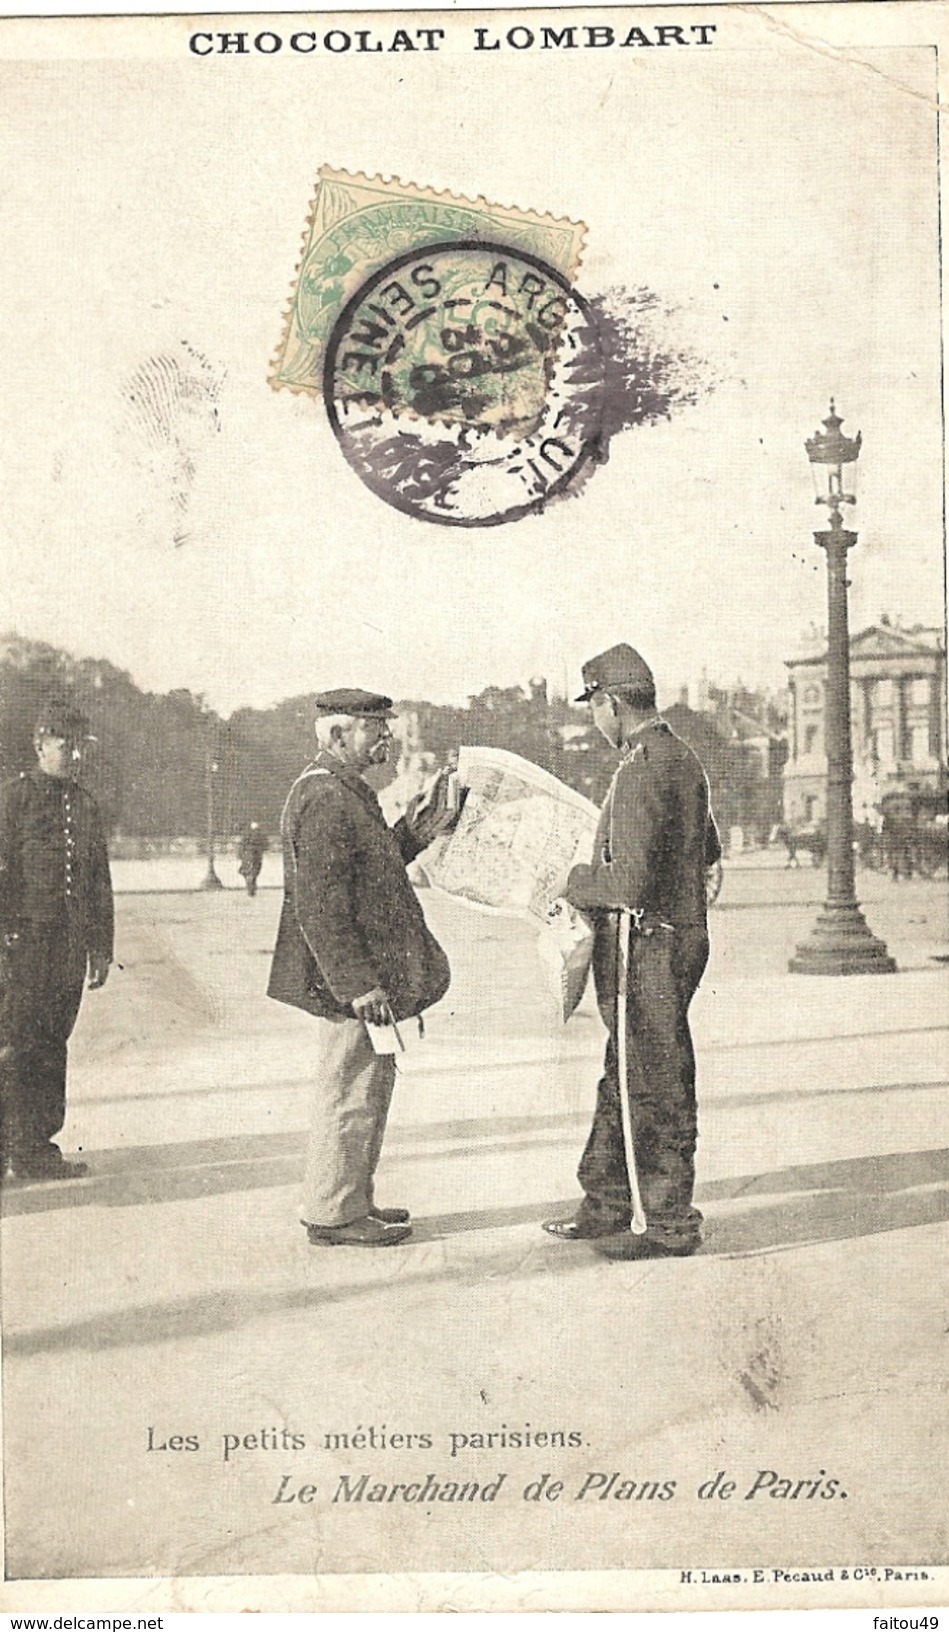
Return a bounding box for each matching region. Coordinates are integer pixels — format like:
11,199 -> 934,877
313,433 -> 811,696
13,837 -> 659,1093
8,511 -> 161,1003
237,821 -> 267,896
267,689 -> 458,1248
0,699 -> 114,1184
882,792 -> 916,881
544,644 -> 720,1259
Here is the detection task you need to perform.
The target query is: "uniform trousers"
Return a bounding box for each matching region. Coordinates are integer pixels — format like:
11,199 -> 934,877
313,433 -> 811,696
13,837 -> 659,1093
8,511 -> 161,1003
0,919 -> 88,1165
576,925 -> 709,1247
300,1014 -> 397,1227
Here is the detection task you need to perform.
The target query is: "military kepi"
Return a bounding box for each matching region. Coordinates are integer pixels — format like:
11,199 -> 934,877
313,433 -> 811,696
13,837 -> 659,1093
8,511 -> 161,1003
575,643 -> 655,702
34,697 -> 93,740
313,688 -> 397,718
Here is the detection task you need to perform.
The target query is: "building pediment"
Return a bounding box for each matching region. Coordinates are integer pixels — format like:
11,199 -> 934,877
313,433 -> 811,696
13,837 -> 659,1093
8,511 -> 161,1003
788,624 -> 944,670
849,625 -> 944,661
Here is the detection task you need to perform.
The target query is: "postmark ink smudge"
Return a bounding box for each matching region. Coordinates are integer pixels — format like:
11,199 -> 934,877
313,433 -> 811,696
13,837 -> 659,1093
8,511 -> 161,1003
324,250 -> 714,527
556,286 -> 718,494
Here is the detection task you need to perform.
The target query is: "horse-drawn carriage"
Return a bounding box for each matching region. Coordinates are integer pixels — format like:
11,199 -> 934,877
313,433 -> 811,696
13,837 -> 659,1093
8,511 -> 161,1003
774,822 -> 826,868
914,809 -> 949,877
867,789 -> 948,878
778,792 -> 948,878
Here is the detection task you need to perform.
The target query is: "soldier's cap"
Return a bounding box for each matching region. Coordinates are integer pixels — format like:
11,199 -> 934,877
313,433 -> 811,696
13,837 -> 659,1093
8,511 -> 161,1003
34,697 -> 95,741
313,688 -> 397,719
575,643 -> 655,703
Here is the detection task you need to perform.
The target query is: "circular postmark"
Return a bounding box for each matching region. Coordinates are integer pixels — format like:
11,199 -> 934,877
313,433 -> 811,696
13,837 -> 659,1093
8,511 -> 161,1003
323,241 -> 605,527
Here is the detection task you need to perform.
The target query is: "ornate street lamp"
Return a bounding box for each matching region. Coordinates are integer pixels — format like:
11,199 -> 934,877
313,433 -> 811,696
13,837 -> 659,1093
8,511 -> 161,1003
199,711 -> 224,891
789,401 -> 895,975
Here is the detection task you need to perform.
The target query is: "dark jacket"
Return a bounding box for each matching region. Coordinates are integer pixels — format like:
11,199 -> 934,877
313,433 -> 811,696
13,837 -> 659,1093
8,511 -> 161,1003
0,769 -> 114,958
267,751 -> 450,1022
238,828 -> 266,874
565,719 -> 719,1011
561,721 -> 718,926
566,719 -> 720,923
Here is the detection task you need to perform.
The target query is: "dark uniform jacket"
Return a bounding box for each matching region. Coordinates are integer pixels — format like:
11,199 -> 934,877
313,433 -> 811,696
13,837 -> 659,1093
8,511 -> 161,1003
0,769 -> 114,957
267,751 -> 451,1023
238,829 -> 266,873
565,719 -> 720,1004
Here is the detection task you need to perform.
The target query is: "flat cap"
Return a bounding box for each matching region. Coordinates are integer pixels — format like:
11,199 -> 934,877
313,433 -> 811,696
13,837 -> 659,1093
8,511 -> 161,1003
34,697 -> 94,740
575,643 -> 655,703
313,688 -> 397,718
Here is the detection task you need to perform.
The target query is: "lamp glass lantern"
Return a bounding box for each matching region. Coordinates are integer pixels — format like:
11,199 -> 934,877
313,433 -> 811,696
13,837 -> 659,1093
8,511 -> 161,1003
806,399 -> 861,518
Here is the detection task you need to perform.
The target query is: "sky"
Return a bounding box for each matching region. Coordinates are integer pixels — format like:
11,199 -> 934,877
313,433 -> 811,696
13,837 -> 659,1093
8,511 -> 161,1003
0,8 -> 944,713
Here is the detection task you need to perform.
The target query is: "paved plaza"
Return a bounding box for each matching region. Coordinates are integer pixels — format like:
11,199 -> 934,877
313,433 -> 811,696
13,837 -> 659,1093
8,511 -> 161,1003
2,860 -> 947,1600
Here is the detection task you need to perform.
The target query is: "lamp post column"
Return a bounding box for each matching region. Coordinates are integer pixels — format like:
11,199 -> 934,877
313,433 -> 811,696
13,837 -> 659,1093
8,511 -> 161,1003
789,515 -> 895,974
199,734 -> 224,892
822,515 -> 859,912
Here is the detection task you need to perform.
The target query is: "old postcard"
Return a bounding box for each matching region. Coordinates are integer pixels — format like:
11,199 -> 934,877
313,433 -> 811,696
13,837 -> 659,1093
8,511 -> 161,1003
0,0 -> 946,1615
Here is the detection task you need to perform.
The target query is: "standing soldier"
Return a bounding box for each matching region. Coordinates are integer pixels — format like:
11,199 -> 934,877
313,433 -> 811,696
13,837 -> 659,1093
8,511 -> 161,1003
544,644 -> 720,1259
0,699 -> 114,1184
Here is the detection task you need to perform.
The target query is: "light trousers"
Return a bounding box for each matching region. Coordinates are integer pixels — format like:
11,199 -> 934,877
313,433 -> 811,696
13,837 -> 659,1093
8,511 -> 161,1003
300,1014 -> 397,1227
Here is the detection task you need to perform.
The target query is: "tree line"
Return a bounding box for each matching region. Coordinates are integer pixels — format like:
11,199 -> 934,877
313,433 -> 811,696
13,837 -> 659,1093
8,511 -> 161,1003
0,635 -> 775,845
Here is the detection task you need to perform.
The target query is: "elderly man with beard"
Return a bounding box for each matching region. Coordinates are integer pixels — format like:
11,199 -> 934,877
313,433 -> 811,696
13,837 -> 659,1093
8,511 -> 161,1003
268,689 -> 458,1248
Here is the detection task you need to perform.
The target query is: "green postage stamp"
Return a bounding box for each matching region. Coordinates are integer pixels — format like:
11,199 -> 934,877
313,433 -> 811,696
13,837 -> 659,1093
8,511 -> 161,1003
269,167 -> 586,394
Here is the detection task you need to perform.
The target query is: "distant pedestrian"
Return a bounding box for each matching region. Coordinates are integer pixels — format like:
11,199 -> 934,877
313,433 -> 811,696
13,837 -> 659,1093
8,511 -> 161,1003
238,821 -> 267,896
544,644 -> 720,1260
777,823 -> 800,868
883,795 -> 915,881
268,689 -> 459,1248
0,699 -> 114,1184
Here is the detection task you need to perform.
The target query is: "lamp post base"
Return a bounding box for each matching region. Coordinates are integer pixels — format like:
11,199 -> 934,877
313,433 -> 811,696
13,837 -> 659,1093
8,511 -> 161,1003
790,902 -> 896,975
198,864 -> 225,891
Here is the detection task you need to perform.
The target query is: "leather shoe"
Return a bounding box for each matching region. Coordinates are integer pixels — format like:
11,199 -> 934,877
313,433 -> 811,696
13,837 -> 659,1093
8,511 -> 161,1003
29,1149 -> 89,1181
3,1152 -> 88,1184
543,1215 -> 625,1240
370,1205 -> 411,1224
305,1215 -> 412,1248
38,1159 -> 89,1181
593,1231 -> 700,1261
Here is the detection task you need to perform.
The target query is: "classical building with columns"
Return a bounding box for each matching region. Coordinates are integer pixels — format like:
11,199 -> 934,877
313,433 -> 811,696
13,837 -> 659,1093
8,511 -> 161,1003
783,620 -> 947,826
